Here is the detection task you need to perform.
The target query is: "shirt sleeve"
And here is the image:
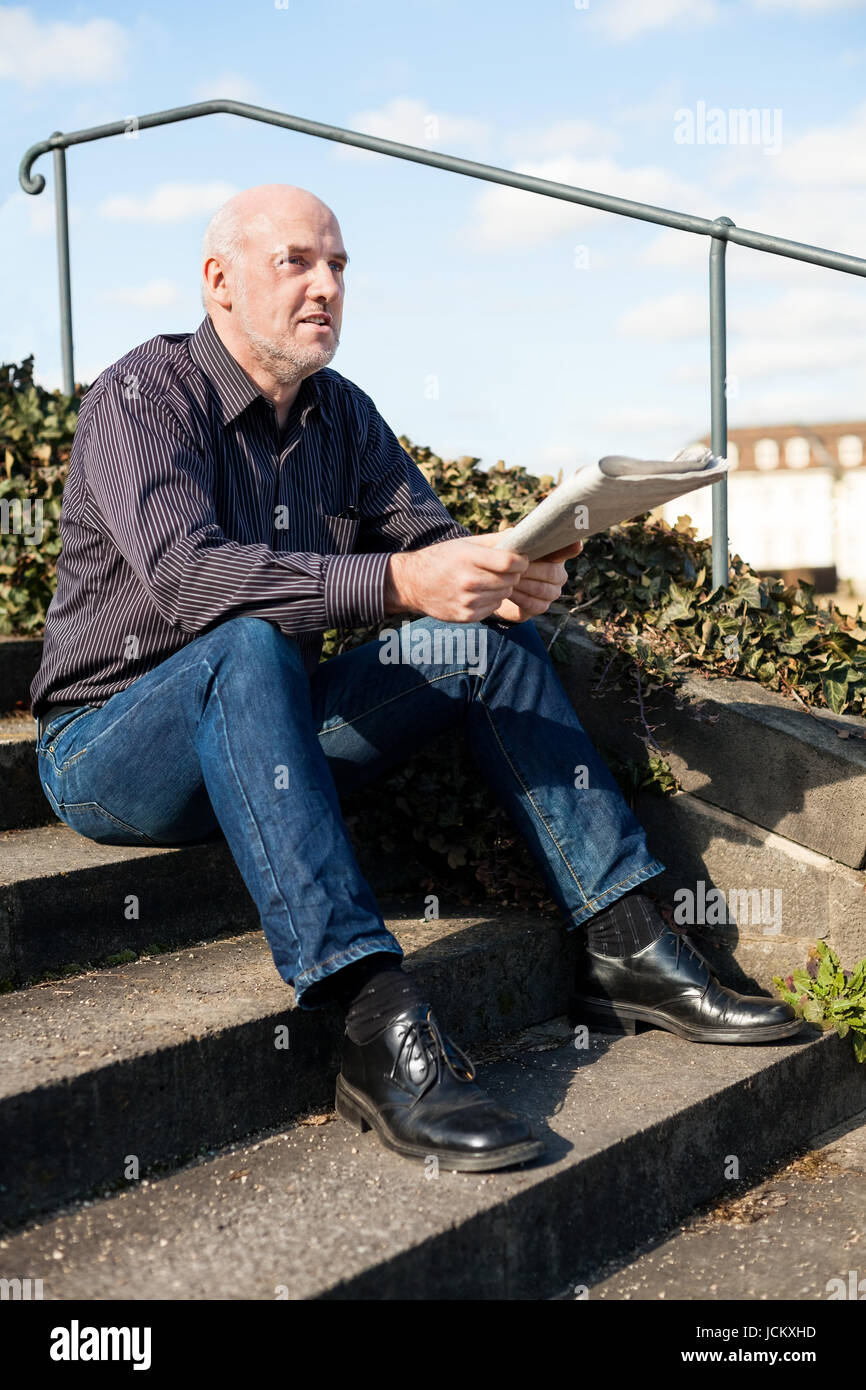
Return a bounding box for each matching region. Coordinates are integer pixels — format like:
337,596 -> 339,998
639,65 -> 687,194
82,373 -> 388,636
318,391 -> 472,625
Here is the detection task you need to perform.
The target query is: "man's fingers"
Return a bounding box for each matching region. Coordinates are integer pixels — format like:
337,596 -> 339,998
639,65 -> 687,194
536,540 -> 584,563
508,585 -> 561,609
497,595 -> 550,620
523,559 -> 568,585
467,536 -> 528,569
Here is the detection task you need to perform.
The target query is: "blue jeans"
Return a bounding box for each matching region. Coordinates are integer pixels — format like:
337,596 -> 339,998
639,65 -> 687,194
34,614 -> 664,1008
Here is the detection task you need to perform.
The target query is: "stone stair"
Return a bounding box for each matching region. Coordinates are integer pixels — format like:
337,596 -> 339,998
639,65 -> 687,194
2,626 -> 866,1298
536,611 -> 866,991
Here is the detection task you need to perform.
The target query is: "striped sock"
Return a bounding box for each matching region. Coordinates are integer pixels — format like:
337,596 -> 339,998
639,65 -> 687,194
585,889 -> 666,957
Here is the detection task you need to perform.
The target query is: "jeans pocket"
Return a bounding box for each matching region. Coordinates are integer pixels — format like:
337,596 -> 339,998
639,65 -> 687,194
40,776 -> 159,846
38,705 -> 99,767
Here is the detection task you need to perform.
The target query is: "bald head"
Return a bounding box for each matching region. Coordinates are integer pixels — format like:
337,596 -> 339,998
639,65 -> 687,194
201,184 -> 342,311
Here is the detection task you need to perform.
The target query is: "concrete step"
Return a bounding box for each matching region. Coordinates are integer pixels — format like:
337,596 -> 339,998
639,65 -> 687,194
0,712 -> 46,831
1,1017 -> 863,1299
0,823 -> 260,986
574,1107 -> 866,1301
635,789 -> 866,985
537,612 -> 866,871
0,904 -> 579,1229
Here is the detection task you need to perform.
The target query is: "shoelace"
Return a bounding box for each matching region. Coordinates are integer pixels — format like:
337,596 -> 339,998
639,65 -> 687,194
671,929 -> 704,971
392,1008 -> 477,1098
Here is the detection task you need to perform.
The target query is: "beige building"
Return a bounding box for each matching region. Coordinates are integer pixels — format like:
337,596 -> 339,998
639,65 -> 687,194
659,421 -> 866,593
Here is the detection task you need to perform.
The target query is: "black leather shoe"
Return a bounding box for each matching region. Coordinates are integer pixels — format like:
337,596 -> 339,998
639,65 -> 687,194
569,927 -> 803,1044
335,1003 -> 545,1171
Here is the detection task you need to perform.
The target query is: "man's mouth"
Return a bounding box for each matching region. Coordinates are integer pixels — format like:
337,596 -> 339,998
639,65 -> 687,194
300,314 -> 332,330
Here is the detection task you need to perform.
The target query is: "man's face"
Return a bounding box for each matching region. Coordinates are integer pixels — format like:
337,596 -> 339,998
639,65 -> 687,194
228,202 -> 348,384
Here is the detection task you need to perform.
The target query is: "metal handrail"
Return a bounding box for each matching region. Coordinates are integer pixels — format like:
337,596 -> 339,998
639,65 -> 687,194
19,98 -> 866,588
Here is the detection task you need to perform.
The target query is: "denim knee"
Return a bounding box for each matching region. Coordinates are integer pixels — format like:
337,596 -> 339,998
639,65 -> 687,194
197,616 -> 305,668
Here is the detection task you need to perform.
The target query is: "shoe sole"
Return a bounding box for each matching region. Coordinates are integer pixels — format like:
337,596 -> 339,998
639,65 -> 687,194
569,994 -> 806,1045
334,1074 -> 545,1172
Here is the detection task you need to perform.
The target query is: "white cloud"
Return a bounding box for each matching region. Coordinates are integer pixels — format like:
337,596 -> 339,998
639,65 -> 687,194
462,155 -> 701,251
617,281 -> 866,380
734,334 -> 866,375
619,284 -> 866,346
97,181 -> 239,223
0,188 -> 66,236
617,82 -> 686,127
595,406 -> 696,433
503,120 -> 619,159
618,290 -> 707,340
338,97 -> 490,161
589,0 -> 719,42
728,383 -> 866,425
0,6 -> 128,87
675,331 -> 866,382
104,280 -> 183,309
771,100 -> 866,185
731,285 -> 866,337
192,74 -> 259,104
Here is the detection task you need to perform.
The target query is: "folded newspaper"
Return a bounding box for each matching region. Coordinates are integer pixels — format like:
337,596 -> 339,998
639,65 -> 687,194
492,444 -> 729,562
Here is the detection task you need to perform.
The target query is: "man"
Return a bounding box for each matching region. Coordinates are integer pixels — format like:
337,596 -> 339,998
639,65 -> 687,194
31,184 -> 800,1175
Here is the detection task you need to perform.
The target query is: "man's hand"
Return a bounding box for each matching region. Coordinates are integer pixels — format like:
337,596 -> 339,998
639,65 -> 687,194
384,535 -> 530,622
384,530 -> 583,624
470,530 -> 583,622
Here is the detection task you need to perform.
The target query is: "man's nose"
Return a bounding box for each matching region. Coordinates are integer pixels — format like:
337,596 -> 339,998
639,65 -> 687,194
308,261 -> 342,301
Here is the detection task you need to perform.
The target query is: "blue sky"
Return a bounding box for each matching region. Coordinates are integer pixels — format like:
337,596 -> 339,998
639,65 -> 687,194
2,0 -> 865,475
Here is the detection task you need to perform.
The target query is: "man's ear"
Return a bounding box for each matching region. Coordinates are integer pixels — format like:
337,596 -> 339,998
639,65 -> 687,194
204,256 -> 232,309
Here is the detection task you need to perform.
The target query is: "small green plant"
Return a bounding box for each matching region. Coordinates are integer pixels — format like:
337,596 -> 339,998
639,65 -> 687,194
774,941 -> 866,1062
104,950 -> 137,967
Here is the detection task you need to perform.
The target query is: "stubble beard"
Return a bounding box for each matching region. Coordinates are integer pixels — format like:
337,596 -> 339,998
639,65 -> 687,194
234,279 -> 340,386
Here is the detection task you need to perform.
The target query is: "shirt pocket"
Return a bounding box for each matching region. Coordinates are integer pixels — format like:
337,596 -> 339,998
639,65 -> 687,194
318,512 -> 361,555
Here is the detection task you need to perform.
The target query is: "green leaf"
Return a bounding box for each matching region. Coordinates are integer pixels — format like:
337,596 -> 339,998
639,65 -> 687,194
845,958 -> 866,997
822,667 -> 850,714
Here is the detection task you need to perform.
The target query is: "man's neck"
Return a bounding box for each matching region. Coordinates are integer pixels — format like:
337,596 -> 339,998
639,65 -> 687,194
211,315 -> 304,431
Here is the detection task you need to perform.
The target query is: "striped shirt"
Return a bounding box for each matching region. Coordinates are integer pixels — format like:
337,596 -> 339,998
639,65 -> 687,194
30,313 -> 470,718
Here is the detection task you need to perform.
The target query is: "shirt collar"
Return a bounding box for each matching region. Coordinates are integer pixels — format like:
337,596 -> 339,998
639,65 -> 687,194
189,314 -> 322,426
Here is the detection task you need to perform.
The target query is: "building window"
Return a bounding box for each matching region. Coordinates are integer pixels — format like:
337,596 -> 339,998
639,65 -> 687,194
839,435 -> 863,468
754,438 -> 779,470
785,436 -> 810,468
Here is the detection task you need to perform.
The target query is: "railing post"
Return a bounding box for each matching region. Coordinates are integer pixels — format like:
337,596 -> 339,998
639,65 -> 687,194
709,216 -> 734,591
52,134 -> 75,397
